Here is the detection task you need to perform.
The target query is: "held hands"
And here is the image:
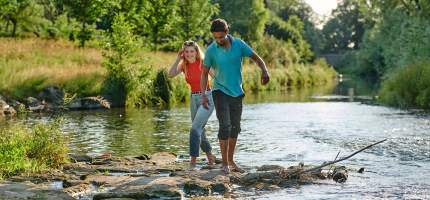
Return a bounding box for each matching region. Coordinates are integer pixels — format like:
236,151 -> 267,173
261,70 -> 270,85
201,94 -> 209,109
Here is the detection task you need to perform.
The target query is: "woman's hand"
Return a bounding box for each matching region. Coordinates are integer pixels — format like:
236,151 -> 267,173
177,49 -> 184,60
168,48 -> 184,78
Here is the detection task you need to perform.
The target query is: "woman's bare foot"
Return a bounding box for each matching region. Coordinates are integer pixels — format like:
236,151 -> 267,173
189,156 -> 197,171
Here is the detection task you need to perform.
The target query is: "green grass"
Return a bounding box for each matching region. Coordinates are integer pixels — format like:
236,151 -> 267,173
242,58 -> 337,92
0,120 -> 69,179
0,38 -> 337,107
379,61 -> 430,109
0,38 -> 105,99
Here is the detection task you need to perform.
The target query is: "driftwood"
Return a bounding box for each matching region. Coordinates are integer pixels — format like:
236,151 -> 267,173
301,139 -> 387,174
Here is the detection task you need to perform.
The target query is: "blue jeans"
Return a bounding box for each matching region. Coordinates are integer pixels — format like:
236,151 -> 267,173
189,91 -> 214,157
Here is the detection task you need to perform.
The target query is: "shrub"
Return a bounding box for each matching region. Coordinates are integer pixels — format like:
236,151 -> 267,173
0,120 -> 68,179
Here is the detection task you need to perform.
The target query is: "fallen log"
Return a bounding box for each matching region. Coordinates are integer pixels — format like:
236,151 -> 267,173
301,139 -> 387,174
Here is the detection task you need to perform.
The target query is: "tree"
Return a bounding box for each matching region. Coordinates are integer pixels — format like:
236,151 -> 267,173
265,0 -> 322,57
139,0 -> 180,50
63,0 -> 106,47
213,0 -> 268,43
37,0 -> 65,24
0,0 -> 44,36
176,0 -> 219,45
321,0 -> 373,53
265,14 -> 313,62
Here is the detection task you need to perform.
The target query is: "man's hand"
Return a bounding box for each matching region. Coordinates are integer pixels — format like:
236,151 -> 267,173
261,70 -> 270,85
201,94 -> 209,109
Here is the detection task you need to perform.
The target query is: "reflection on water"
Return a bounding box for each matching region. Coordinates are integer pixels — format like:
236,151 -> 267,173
2,78 -> 430,199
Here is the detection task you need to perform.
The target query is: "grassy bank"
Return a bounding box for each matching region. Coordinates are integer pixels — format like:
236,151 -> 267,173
0,120 -> 68,179
0,38 -> 336,107
379,61 -> 430,109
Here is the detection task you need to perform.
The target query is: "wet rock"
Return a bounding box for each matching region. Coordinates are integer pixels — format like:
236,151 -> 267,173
0,99 -> 17,117
94,177 -> 183,200
9,100 -> 26,112
332,166 -> 348,183
84,175 -> 135,187
63,183 -> 92,198
0,181 -> 74,200
184,179 -> 212,196
150,152 -> 177,166
239,171 -> 280,186
38,86 -> 64,106
134,154 -> 151,160
2,154 -> 353,199
26,97 -> 41,107
62,179 -> 84,188
189,197 -> 232,200
358,167 -> 365,173
211,182 -> 230,194
8,169 -> 74,184
142,177 -> 183,199
257,165 -> 285,171
253,182 -> 280,190
26,97 -> 47,111
69,154 -> 93,163
68,96 -> 111,110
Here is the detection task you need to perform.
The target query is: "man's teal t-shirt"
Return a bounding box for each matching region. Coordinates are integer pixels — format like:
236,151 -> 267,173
203,35 -> 254,97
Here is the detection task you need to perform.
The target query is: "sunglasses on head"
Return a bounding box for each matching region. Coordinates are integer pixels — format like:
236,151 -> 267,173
183,41 -> 196,46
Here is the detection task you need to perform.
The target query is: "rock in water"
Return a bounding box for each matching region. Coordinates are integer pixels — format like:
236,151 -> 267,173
256,165 -> 285,171
67,96 -> 111,110
38,86 -> 65,106
0,99 -> 17,117
184,179 -> 212,196
332,166 -> 348,183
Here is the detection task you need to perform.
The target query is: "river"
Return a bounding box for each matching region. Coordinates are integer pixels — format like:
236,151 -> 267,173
7,78 -> 430,199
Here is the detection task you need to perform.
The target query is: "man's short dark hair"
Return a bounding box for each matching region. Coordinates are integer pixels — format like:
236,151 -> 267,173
210,18 -> 229,32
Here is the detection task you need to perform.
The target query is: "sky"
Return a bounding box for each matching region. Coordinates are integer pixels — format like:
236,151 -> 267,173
304,0 -> 339,16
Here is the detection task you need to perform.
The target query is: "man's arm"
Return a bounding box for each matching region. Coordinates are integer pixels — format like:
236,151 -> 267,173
200,65 -> 210,109
250,52 -> 270,85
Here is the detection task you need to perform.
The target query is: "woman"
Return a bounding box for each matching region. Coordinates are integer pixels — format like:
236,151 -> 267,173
168,40 -> 215,169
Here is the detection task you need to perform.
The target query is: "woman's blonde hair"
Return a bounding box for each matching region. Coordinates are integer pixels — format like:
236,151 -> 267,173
180,40 -> 205,75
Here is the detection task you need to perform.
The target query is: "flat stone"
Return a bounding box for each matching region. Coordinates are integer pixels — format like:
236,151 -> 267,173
95,176 -> 184,199
184,179 -> 212,196
85,175 -> 136,187
150,152 -> 177,166
257,165 -> 285,171
0,181 -> 74,200
63,183 -> 92,198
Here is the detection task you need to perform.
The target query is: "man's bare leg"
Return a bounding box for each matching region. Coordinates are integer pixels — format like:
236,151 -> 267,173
228,137 -> 244,172
219,139 -> 230,173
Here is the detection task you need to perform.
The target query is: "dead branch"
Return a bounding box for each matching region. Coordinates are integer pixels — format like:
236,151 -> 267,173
301,139 -> 388,174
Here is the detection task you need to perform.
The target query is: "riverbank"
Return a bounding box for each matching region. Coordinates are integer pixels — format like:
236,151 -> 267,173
0,38 -> 337,110
1,148 -> 347,199
378,61 -> 430,110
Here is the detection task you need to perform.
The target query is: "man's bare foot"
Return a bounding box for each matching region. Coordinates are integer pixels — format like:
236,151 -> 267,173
222,165 -> 230,174
229,161 -> 245,173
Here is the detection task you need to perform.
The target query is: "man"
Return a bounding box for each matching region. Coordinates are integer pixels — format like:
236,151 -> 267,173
200,18 -> 270,173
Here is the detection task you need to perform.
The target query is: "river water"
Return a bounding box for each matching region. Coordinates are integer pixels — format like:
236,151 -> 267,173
8,79 -> 430,199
